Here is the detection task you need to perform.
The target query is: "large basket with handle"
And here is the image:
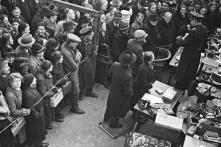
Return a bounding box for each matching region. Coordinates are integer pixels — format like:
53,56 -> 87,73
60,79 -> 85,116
152,44 -> 172,74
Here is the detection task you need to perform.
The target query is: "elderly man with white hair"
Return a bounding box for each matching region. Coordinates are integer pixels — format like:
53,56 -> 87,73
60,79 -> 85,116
157,11 -> 176,46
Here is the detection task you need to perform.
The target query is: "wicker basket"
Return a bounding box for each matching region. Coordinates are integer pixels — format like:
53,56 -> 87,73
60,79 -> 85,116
153,46 -> 171,74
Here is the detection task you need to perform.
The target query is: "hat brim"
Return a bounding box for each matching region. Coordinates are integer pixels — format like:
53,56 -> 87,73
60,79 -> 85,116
15,57 -> 29,61
110,1 -> 122,6
113,17 -> 122,20
34,47 -> 45,54
18,37 -> 36,47
119,52 -> 137,65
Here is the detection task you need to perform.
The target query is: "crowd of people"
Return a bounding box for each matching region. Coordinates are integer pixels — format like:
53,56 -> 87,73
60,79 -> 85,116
0,0 -> 220,147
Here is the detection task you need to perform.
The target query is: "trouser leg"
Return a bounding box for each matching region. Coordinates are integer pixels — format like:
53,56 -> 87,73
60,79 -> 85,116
44,100 -> 52,128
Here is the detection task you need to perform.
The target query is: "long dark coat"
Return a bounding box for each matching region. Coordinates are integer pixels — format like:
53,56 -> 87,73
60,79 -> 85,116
175,24 -> 208,90
23,87 -> 46,144
104,62 -> 133,120
129,63 -> 155,110
106,21 -> 121,61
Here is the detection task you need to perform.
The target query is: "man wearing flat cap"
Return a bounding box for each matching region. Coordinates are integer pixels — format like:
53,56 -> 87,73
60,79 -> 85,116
175,11 -> 208,90
78,26 -> 98,99
61,33 -> 85,114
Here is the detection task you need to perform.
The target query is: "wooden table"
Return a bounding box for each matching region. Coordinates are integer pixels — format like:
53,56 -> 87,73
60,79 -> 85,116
183,135 -> 218,147
134,81 -> 183,115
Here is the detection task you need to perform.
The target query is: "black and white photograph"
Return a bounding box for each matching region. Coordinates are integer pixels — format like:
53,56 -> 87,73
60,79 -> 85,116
0,0 -> 221,146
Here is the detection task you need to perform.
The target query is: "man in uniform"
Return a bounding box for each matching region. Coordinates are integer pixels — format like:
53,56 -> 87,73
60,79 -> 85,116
175,11 -> 208,90
79,26 -> 98,99
61,33 -> 85,114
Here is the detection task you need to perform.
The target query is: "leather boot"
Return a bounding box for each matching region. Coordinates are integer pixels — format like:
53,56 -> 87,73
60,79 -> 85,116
70,107 -> 85,114
70,94 -> 85,114
86,89 -> 98,98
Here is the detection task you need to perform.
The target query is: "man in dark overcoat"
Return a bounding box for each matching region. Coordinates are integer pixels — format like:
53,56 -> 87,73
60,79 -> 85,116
106,11 -> 122,62
104,50 -> 136,128
175,11 -> 208,90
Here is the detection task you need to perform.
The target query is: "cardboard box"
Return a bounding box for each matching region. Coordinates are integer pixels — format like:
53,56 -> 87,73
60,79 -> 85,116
50,88 -> 63,107
11,117 -> 26,136
162,88 -> 177,102
155,112 -> 183,131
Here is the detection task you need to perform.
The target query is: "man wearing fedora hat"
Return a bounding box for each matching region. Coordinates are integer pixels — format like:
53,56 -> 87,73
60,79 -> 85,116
78,26 -> 98,99
15,33 -> 36,58
61,33 -> 85,114
175,11 -> 208,90
106,11 -> 122,61
104,50 -> 136,128
29,43 -> 45,76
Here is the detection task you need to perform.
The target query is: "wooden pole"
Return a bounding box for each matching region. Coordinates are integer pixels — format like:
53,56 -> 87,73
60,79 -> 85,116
41,0 -> 100,17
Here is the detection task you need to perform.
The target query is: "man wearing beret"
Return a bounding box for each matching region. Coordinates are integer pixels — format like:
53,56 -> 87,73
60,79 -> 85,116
61,33 -> 85,114
78,26 -> 98,99
175,11 -> 208,90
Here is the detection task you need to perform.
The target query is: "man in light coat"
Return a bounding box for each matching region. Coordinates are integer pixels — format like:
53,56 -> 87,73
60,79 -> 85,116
61,33 -> 85,114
